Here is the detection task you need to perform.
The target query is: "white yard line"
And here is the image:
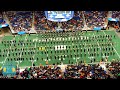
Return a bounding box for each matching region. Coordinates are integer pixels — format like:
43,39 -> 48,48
75,58 -> 78,65
32,37 -> 38,66
87,33 -> 96,59
84,42 -> 91,61
93,32 -> 101,50
20,35 -> 28,58
93,32 -> 105,58
103,31 -> 120,59
85,42 -> 90,55
16,35 -> 28,67
3,37 -> 15,65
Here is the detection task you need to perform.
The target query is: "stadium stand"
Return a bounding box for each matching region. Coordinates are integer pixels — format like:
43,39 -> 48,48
0,11 -> 120,79
61,11 -> 84,30
6,11 -> 33,33
0,61 -> 120,79
112,11 -> 120,19
84,11 -> 108,29
34,11 -> 84,31
34,11 -> 58,31
4,11 -> 109,33
0,13 -> 6,25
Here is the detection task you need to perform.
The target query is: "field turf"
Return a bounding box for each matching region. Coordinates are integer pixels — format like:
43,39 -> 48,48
0,30 -> 120,68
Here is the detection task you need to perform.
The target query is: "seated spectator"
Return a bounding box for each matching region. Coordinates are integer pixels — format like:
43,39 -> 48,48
108,61 -> 120,79
6,11 -> 33,33
84,11 -> 108,29
0,60 -> 119,79
34,11 -> 84,31
112,11 -> 120,19
0,12 -> 6,25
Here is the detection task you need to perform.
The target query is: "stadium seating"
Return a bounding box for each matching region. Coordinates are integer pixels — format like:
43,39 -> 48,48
61,11 -> 84,30
0,61 -> 120,79
6,11 -> 33,33
0,11 -> 120,79
34,11 -> 57,31
112,11 -> 120,19
83,11 -> 108,29
4,11 -> 109,33
0,13 -> 6,25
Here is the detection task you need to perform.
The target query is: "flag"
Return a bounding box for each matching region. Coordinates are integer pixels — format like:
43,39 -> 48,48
3,67 -> 6,72
12,67 -> 16,72
2,65 -> 16,76
39,47 -> 45,51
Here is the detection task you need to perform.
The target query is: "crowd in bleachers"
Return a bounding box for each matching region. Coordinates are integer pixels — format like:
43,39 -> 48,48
0,11 -> 114,33
64,64 -> 108,79
0,65 -> 63,79
34,11 -> 58,31
61,11 -> 84,30
6,11 -> 33,33
34,11 -> 84,31
107,61 -> 120,78
0,12 -> 6,25
0,61 -> 120,79
112,11 -> 120,19
3,11 -> 120,33
84,11 -> 108,29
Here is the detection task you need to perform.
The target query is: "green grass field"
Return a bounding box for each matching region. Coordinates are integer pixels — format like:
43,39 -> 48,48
0,30 -> 120,67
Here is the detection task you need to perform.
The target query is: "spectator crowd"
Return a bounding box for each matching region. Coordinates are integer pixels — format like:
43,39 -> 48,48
60,11 -> 84,31
4,11 -> 109,33
0,11 -> 120,79
0,12 -> 6,25
0,61 -> 120,79
84,11 -> 108,29
34,11 -> 58,31
6,11 -> 33,33
112,11 -> 120,20
34,11 -> 84,31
